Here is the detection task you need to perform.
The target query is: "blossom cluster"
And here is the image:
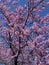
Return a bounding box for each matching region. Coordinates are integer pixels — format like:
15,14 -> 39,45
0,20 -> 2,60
0,0 -> 49,65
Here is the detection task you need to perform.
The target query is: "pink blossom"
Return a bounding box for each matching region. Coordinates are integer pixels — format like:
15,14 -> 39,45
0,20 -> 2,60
0,0 -> 49,65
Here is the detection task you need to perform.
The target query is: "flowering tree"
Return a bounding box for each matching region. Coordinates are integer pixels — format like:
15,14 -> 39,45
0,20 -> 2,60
0,0 -> 49,65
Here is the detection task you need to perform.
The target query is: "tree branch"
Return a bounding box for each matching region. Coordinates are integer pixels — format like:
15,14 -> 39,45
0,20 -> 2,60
23,0 -> 44,28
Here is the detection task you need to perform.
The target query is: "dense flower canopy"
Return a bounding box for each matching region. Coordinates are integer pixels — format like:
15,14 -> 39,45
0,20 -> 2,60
0,0 -> 49,65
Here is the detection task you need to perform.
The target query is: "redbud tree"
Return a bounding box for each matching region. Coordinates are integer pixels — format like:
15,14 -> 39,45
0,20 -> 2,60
0,0 -> 49,65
